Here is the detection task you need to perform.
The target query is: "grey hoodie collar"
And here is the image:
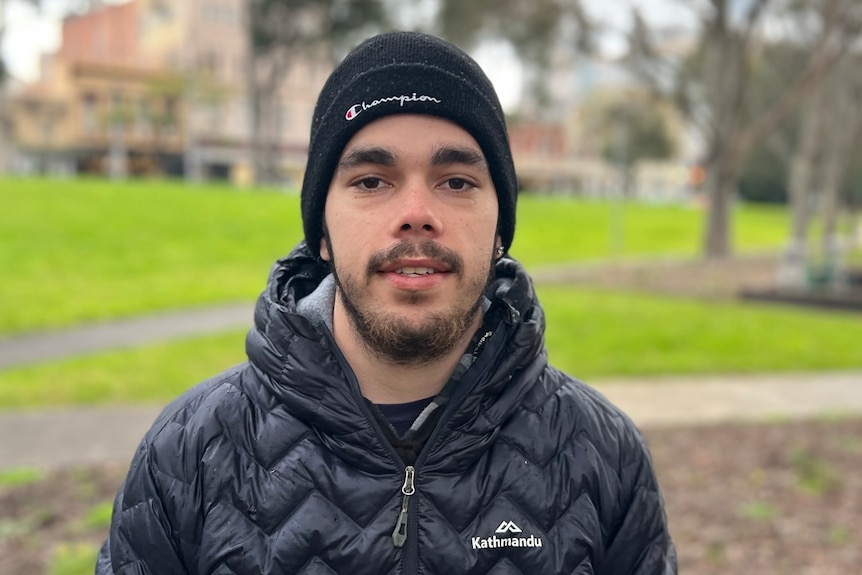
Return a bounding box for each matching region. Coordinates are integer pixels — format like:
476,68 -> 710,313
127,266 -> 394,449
295,273 -> 336,331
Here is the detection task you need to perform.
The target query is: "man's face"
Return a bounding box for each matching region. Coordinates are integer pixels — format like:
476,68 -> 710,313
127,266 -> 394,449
321,114 -> 501,365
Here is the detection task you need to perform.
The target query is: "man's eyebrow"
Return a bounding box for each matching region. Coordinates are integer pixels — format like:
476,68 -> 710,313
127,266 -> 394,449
337,147 -> 397,170
431,146 -> 488,169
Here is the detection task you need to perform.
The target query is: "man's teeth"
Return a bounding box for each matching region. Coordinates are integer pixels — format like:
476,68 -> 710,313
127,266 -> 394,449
397,267 -> 435,276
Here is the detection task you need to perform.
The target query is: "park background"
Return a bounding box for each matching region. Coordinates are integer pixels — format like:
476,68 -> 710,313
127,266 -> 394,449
1,0 -> 861,574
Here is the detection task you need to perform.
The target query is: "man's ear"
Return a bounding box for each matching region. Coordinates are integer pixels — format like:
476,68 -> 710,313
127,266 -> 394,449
319,235 -> 331,262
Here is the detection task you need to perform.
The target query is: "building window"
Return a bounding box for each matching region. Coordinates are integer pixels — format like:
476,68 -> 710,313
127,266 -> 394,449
109,89 -> 131,135
82,93 -> 98,135
207,102 -> 222,134
163,96 -> 178,135
136,98 -> 151,138
40,112 -> 54,143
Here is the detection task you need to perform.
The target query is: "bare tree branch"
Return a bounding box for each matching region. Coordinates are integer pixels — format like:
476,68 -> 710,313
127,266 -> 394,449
737,0 -> 853,161
742,0 -> 773,39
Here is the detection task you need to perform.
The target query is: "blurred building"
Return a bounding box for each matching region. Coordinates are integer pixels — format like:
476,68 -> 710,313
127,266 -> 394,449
511,24 -> 697,201
7,0 -> 329,184
509,121 -> 581,193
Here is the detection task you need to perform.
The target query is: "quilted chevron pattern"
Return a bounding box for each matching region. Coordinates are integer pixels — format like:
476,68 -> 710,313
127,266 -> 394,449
98,244 -> 676,574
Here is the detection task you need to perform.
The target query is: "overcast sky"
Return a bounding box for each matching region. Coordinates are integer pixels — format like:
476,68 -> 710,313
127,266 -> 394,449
3,0 -> 77,82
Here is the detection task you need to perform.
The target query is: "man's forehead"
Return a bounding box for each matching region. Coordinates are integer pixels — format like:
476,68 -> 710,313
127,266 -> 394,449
337,144 -> 489,170
337,114 -> 488,168
345,114 -> 478,143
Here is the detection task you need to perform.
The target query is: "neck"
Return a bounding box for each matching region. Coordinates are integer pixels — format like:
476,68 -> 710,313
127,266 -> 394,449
332,298 -> 481,405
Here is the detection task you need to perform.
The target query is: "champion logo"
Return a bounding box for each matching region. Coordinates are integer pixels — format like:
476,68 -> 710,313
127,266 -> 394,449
472,520 -> 544,550
495,521 -> 523,534
345,105 -> 362,121
344,93 -> 442,121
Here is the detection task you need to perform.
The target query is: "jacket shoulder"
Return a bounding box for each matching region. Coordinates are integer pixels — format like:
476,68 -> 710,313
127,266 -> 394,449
516,366 -> 652,474
135,363 -> 264,482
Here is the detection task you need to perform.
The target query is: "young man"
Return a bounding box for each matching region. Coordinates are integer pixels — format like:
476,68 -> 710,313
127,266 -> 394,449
97,31 -> 676,574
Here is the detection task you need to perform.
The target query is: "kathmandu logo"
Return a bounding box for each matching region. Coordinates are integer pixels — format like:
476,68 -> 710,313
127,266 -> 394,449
345,93 -> 442,121
471,520 -> 544,550
495,521 -> 522,534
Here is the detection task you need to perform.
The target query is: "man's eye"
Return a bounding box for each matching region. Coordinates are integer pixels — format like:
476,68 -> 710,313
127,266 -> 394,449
356,177 -> 383,190
446,178 -> 474,191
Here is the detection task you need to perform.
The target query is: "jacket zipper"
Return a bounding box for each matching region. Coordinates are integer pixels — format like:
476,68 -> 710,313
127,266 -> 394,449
389,325 -> 502,557
321,329 -> 421,556
391,465 -> 416,547
322,322 -> 503,568
393,322 -> 504,572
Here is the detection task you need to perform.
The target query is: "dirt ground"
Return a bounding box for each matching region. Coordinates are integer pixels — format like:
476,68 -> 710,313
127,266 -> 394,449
650,417 -> 862,574
533,252 -> 784,298
2,417 -> 861,574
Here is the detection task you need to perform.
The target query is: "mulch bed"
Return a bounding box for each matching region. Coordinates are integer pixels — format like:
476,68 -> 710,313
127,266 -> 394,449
2,417 -> 861,574
646,417 -> 862,574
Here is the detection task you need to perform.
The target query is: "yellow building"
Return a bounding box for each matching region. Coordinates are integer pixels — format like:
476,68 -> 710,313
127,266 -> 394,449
8,0 -> 329,183
11,61 -> 186,176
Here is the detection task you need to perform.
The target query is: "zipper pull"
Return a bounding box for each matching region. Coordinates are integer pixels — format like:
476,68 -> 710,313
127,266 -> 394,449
391,465 -> 416,548
472,330 -> 494,362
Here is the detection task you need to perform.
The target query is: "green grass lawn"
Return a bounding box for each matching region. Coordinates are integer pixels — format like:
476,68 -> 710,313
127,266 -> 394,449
5,176 -> 855,409
1,288 -> 860,408
513,195 -> 788,265
1,177 -> 789,335
1,177 -> 303,334
0,329 -> 247,407
538,287 -> 862,378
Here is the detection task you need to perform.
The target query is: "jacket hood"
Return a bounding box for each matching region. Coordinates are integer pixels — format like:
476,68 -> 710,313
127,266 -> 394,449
244,241 -> 548,472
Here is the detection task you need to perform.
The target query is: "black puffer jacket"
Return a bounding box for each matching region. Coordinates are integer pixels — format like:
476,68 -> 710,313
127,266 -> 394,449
97,244 -> 676,574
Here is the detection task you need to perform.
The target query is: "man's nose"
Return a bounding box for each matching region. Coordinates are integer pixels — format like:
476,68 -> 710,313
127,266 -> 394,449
395,181 -> 443,237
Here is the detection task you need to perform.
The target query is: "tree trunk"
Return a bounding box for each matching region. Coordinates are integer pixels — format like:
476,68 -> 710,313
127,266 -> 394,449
107,123 -> 128,180
251,85 -> 267,184
701,26 -> 746,259
0,0 -> 11,174
818,59 -> 862,290
820,169 -> 845,292
0,83 -> 11,174
184,131 -> 203,182
777,82 -> 826,288
259,87 -> 279,183
245,0 -> 261,185
250,55 -> 287,186
702,153 -> 738,259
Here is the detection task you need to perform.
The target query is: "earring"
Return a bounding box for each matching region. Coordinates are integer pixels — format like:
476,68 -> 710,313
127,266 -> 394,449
495,246 -> 504,258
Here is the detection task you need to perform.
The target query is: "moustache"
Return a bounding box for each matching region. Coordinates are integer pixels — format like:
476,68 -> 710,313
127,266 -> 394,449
366,241 -> 463,276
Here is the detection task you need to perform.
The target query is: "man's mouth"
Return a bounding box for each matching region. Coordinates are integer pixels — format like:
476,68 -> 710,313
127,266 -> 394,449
396,267 -> 437,277
368,240 -> 463,278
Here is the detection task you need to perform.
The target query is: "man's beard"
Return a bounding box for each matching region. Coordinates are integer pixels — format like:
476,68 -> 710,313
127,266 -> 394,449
327,239 -> 495,366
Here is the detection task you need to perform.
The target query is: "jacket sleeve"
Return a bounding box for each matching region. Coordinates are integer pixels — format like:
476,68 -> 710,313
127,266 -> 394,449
96,436 -> 194,575
599,427 -> 677,575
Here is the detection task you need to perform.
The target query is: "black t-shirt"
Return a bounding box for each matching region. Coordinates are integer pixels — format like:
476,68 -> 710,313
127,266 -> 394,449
375,397 -> 436,437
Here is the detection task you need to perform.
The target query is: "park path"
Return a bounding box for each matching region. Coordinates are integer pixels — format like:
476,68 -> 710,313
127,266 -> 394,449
0,298 -> 860,471
1,370 -> 860,472
0,254 -> 778,370
0,303 -> 254,370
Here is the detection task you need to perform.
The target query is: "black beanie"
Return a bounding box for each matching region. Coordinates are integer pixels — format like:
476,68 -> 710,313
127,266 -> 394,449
300,31 -> 518,259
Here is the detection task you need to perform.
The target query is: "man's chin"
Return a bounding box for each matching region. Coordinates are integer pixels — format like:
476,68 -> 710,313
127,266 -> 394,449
385,288 -> 439,307
354,308 -> 481,366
